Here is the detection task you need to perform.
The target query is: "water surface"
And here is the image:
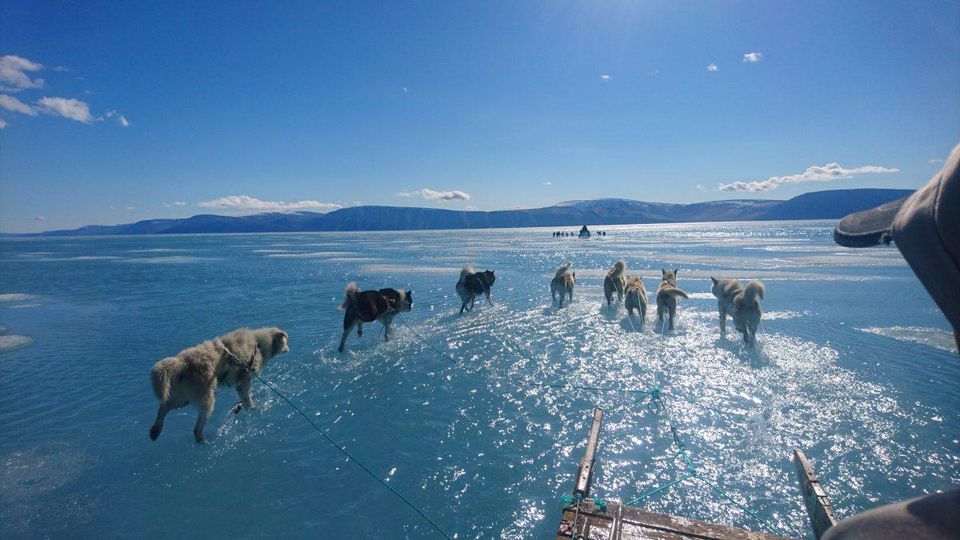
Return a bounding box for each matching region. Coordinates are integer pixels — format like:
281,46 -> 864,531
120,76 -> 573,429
1,221 -> 957,538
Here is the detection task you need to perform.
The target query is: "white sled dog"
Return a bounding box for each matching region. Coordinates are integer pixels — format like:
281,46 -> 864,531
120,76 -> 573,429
603,261 -> 627,307
550,262 -> 576,307
655,269 -> 689,331
710,277 -> 765,344
150,327 -> 289,443
624,276 -> 648,324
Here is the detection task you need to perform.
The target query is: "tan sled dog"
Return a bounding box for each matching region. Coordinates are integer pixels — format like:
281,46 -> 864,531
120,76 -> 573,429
624,276 -> 648,324
710,277 -> 743,335
733,281 -> 764,345
603,260 -> 627,307
656,269 -> 689,331
710,277 -> 765,344
550,262 -> 576,307
150,327 -> 289,443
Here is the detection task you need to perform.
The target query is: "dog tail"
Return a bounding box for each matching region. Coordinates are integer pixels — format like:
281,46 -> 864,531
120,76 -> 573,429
340,282 -> 359,310
743,280 -> 764,303
459,265 -> 475,283
663,287 -> 689,300
150,358 -> 178,402
609,260 -> 626,278
554,262 -> 572,279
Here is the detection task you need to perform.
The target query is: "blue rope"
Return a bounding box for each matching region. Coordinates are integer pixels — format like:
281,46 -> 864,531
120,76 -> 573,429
627,386 -> 789,537
624,472 -> 695,506
396,314 -> 788,536
244,368 -> 452,539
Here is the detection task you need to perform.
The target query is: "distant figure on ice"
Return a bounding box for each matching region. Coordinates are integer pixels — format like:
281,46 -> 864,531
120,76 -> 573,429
579,225 -> 591,238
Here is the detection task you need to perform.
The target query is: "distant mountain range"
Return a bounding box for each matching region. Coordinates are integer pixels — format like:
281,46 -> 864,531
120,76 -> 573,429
33,188 -> 912,236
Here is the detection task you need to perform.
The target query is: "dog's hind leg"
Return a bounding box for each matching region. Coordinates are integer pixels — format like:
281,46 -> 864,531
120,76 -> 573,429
149,399 -> 187,441
193,390 -> 215,443
718,306 -> 727,335
668,305 -> 677,330
339,313 -> 357,352
338,323 -> 354,352
357,321 -> 363,337
485,291 -> 493,306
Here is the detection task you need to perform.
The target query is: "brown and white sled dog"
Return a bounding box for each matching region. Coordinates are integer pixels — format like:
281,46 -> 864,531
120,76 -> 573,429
655,269 -> 689,331
550,262 -> 576,307
603,260 -> 627,307
624,276 -> 648,324
338,283 -> 413,352
149,327 -> 289,443
457,266 -> 496,314
710,277 -> 764,344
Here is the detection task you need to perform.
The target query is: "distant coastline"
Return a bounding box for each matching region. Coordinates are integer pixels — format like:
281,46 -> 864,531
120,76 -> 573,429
19,188 -> 912,237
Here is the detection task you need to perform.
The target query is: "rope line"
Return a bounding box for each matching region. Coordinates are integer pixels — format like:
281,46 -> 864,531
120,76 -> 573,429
397,312 -> 787,536
620,388 -> 789,536
222,346 -> 451,539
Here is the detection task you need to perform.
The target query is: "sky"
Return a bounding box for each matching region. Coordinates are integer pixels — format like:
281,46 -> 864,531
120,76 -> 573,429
0,1 -> 958,233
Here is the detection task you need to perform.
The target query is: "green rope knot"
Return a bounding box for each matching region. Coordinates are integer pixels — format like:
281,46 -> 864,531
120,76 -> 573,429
560,493 -> 583,506
595,499 -> 607,512
649,386 -> 662,399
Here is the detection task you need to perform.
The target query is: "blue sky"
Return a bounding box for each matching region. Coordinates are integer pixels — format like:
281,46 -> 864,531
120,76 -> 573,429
1,1 -> 958,232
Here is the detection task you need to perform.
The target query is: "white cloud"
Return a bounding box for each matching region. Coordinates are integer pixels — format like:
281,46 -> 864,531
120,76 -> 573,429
600,74 -> 611,81
395,188 -> 471,202
34,215 -> 46,221
0,55 -> 44,92
401,87 -> 408,93
197,195 -> 342,212
696,184 -> 707,192
464,205 -> 479,211
706,63 -> 719,72
719,163 -> 900,192
163,201 -> 187,208
106,110 -> 130,127
37,97 -> 94,123
0,118 -> 6,129
542,181 -> 553,186
929,158 -> 944,164
0,94 -> 37,115
743,52 -> 762,63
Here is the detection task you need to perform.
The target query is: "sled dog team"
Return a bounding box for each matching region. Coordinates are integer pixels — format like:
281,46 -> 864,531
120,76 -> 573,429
149,262 -> 763,442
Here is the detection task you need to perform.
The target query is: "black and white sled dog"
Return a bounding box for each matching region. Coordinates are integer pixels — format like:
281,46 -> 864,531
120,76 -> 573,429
456,266 -> 496,314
